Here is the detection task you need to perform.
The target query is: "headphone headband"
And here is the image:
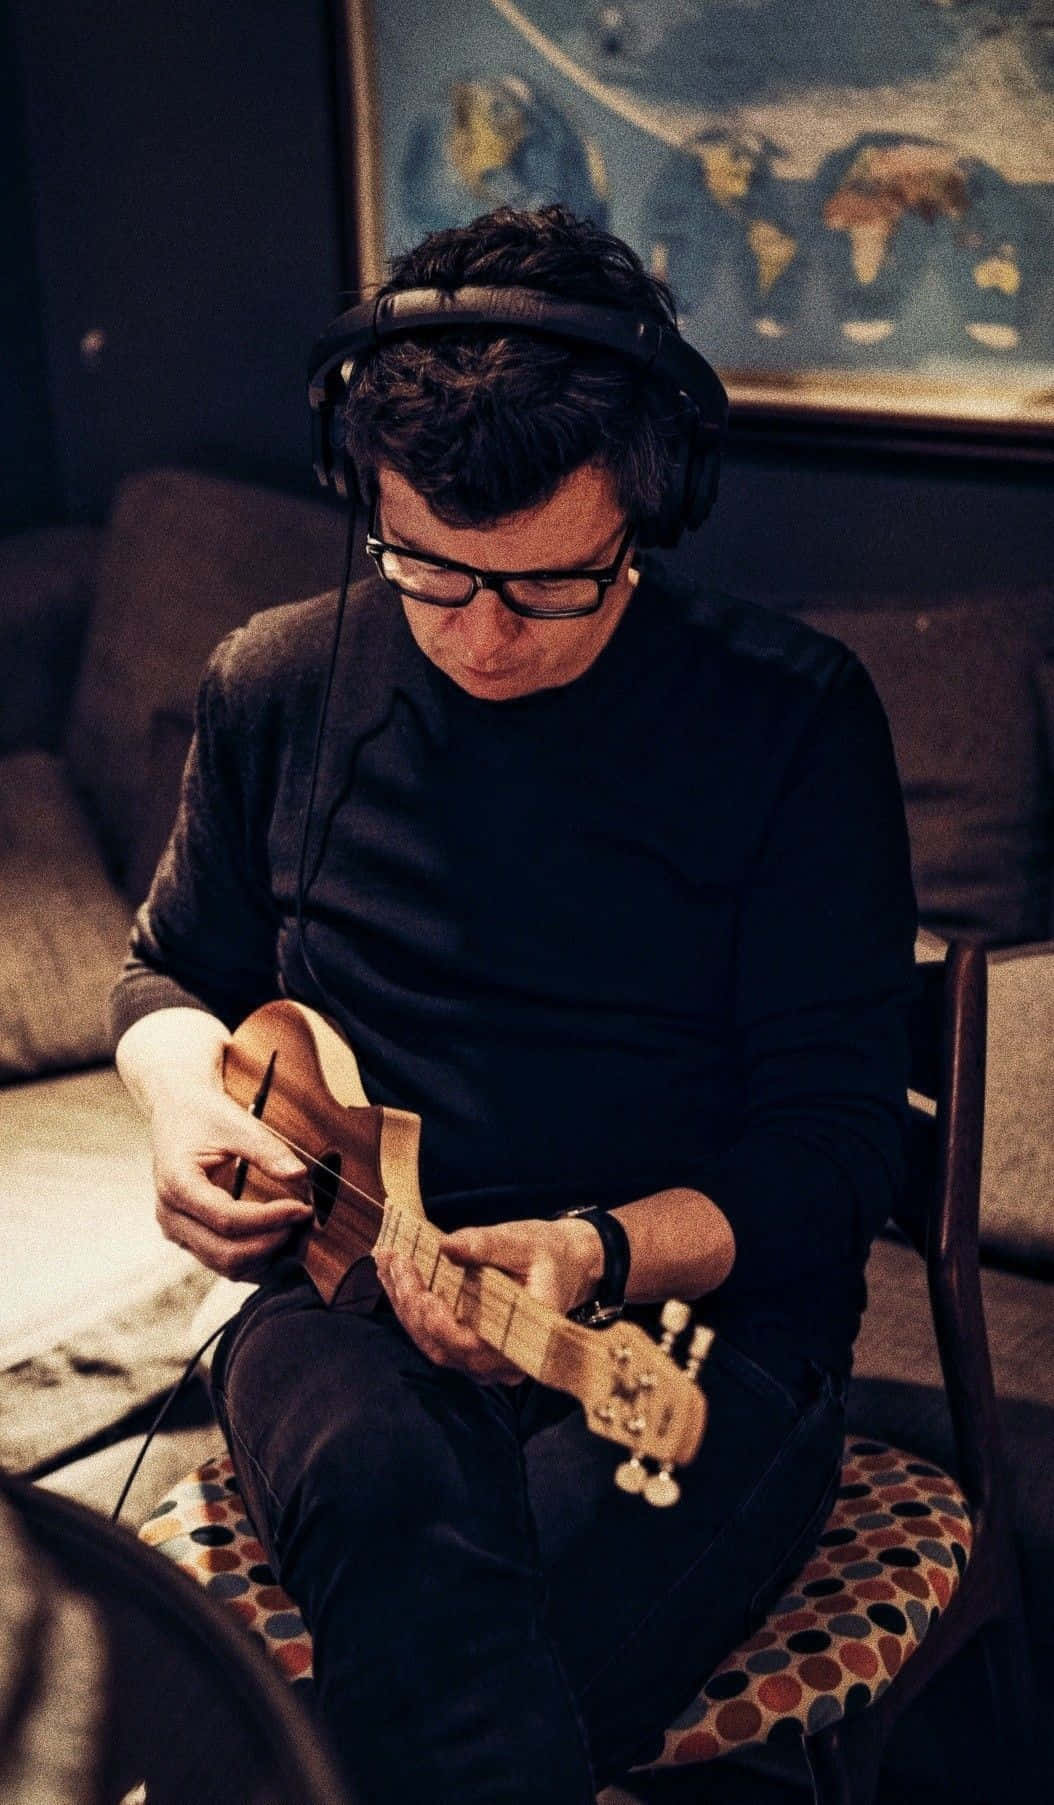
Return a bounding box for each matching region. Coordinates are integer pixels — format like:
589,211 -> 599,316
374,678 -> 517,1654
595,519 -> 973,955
307,284 -> 729,543
308,285 -> 728,433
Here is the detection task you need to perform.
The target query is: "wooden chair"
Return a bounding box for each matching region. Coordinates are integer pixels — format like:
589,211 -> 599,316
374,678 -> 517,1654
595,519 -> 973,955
815,938 -> 1036,1801
142,943 -> 1035,1803
629,940 -> 1037,1800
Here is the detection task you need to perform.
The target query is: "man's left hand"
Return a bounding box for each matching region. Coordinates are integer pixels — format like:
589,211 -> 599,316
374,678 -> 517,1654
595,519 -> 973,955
373,1215 -> 603,1383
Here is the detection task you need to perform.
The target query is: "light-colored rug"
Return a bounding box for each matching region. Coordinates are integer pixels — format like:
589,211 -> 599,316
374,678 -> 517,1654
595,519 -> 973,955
1,1063 -> 212,1474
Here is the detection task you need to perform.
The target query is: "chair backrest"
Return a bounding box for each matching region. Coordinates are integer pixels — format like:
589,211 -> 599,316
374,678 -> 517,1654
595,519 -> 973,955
899,942 -> 1001,1523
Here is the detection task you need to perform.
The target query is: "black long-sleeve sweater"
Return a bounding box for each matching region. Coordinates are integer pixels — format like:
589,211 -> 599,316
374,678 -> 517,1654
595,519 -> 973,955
111,562 -> 917,1379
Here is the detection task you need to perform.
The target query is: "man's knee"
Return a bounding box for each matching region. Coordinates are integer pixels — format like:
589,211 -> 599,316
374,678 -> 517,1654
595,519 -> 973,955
219,1295 -> 522,1551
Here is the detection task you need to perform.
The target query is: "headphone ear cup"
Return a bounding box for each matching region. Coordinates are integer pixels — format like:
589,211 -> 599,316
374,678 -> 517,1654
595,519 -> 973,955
641,401 -> 716,550
342,401 -> 370,513
667,403 -> 722,544
312,361 -> 368,507
681,432 -> 721,533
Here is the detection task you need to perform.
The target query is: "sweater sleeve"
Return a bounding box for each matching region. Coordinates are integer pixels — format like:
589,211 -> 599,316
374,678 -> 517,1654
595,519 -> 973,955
109,627 -> 284,1043
701,653 -> 918,1289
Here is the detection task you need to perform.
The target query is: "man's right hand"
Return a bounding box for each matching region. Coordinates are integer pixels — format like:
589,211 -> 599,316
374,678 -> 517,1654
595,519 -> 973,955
115,1007 -> 311,1279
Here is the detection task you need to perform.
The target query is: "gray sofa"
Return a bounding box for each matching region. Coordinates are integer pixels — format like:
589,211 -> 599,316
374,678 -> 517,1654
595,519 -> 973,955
1,467 -> 1051,1785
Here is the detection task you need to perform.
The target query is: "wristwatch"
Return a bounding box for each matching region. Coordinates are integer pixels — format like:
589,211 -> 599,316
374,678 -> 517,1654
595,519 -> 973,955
560,1206 -> 631,1327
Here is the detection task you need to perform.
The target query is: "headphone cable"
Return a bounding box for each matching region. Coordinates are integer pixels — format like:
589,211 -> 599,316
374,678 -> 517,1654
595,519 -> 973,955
114,502 -> 360,1528
110,1316 -> 240,1523
295,495 -> 359,1004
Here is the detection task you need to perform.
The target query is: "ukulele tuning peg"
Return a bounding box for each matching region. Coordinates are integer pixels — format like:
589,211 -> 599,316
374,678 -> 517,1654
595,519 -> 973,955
658,1298 -> 692,1355
660,1298 -> 692,1334
614,1455 -> 648,1495
684,1324 -> 715,1381
643,1462 -> 681,1509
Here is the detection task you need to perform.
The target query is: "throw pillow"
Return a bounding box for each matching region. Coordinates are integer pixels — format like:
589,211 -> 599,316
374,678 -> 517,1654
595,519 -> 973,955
799,595 -> 1054,944
126,707 -> 195,907
0,526 -> 99,755
0,752 -> 131,1080
64,467 -> 353,888
983,942 -> 1054,1272
1038,657 -> 1054,938
914,931 -> 1054,1272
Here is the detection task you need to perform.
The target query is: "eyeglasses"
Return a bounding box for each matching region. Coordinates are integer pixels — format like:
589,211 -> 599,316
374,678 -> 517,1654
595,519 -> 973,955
365,512 -> 635,620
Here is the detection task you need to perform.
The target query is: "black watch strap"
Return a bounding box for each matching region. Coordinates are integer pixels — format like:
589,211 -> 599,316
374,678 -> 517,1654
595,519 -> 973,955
560,1206 -> 631,1327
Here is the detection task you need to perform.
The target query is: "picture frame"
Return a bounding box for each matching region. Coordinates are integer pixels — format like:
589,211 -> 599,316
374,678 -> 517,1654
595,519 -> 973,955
342,0 -> 1054,452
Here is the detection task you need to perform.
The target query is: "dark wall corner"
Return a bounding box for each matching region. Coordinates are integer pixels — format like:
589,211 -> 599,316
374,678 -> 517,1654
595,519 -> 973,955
0,0 -> 60,535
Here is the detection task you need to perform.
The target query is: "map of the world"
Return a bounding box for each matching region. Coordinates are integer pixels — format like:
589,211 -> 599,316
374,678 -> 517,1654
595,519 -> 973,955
359,0 -> 1054,421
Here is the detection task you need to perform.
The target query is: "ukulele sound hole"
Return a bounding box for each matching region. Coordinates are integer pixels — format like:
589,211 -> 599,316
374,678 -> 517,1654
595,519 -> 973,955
311,1153 -> 342,1226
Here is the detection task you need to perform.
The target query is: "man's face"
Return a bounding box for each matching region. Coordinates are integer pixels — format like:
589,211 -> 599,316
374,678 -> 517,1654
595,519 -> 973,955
375,464 -> 638,701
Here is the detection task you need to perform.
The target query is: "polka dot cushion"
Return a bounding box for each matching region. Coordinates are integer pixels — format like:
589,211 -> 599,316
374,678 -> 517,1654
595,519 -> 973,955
139,1452 -> 313,1689
639,1439 -> 973,1767
142,1437 -> 971,1761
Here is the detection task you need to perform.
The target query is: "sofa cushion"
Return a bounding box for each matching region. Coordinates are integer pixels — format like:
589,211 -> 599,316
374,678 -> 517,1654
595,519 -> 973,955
0,752 -> 131,1080
0,1063 -> 213,1475
799,595 -> 1054,944
64,467 -> 350,888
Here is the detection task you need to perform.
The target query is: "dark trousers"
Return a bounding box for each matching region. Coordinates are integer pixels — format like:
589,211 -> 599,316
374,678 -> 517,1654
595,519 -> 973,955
212,1273 -> 845,1804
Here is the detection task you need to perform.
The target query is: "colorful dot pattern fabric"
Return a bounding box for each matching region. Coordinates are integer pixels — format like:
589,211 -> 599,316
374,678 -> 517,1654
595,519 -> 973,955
640,1439 -> 973,1767
142,1438 -> 971,1760
139,1454 -> 314,1688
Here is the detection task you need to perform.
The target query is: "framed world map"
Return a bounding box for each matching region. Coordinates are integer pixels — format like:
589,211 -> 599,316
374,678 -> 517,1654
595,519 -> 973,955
345,0 -> 1054,442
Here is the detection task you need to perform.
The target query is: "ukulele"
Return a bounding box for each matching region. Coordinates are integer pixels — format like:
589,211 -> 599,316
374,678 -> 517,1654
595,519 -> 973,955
221,999 -> 713,1507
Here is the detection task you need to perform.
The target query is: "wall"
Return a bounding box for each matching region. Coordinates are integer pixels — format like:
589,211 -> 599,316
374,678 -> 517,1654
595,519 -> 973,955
0,0 -> 58,533
7,0 -> 347,524
3,0 -> 1051,602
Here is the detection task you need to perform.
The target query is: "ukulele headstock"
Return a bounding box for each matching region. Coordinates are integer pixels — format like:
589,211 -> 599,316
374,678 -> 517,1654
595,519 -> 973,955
576,1302 -> 714,1508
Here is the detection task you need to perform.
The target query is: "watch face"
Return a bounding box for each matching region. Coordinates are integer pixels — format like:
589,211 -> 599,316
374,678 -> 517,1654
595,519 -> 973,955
570,1299 -> 625,1327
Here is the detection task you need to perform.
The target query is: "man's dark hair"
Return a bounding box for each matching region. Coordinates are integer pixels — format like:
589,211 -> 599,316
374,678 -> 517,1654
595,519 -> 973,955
343,205 -> 683,532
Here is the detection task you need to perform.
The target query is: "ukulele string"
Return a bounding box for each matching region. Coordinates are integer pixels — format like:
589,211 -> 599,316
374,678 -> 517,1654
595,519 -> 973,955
245,1118 -> 561,1349
250,1120 -> 386,1231
111,1148 -> 551,1526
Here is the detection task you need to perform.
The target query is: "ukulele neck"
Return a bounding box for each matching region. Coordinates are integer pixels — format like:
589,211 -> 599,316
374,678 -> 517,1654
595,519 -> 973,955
373,1203 -> 572,1385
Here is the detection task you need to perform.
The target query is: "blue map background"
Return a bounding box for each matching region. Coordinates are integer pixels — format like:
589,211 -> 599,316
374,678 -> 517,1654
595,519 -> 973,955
365,0 -> 1054,416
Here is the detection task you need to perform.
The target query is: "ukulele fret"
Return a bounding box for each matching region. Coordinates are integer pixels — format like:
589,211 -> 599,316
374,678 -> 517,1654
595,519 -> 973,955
432,1252 -> 466,1315
461,1267 -> 541,1373
389,1217 -> 552,1385
498,1295 -> 515,1352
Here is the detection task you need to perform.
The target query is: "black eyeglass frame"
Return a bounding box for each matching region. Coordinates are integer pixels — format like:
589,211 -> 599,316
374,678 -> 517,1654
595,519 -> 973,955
364,514 -> 636,620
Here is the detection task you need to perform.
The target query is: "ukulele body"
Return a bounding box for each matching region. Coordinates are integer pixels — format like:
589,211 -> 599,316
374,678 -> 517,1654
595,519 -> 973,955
223,1000 -> 423,1303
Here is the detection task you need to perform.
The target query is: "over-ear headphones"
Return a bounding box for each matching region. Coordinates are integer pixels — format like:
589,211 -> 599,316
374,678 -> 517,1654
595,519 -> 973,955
307,286 -> 729,548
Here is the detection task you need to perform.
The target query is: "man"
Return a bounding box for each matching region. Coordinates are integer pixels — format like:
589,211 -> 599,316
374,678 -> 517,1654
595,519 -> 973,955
112,205 -> 916,1802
